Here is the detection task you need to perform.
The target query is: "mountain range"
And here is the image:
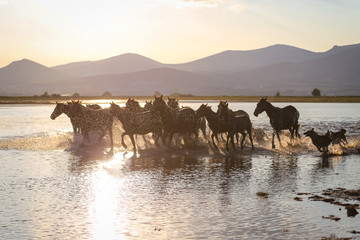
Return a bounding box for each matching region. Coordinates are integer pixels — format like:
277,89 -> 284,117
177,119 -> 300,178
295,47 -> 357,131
1,43 -> 360,96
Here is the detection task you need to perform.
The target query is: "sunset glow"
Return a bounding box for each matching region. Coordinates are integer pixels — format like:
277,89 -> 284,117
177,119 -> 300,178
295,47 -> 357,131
0,0 -> 359,67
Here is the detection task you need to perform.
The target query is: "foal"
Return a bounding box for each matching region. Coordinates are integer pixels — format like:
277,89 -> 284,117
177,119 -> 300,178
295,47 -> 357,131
304,128 -> 332,153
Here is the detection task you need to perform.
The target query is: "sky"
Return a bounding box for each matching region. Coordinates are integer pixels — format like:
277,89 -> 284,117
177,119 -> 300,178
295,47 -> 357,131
0,0 -> 359,68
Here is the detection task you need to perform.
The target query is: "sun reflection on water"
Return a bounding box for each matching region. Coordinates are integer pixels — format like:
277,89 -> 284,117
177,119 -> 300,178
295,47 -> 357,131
88,151 -> 134,239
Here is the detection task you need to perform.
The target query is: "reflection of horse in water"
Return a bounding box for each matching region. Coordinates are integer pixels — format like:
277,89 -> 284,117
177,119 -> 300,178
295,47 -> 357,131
254,97 -> 300,149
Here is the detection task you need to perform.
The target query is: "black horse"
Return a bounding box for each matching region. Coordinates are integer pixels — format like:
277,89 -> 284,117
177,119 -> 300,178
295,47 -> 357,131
254,97 -> 300,149
153,95 -> 198,146
218,102 -> 254,151
109,102 -> 164,153
196,104 -> 229,149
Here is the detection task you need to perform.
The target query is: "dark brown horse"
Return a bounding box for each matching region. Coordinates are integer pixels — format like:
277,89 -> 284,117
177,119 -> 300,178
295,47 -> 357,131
109,102 -> 164,153
67,101 -> 114,151
50,102 -> 81,134
254,97 -> 300,149
153,95 -> 198,146
218,102 -> 254,151
196,104 -> 228,149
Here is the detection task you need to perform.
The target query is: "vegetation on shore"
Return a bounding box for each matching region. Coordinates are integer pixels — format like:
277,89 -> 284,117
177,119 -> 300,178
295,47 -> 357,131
0,95 -> 360,104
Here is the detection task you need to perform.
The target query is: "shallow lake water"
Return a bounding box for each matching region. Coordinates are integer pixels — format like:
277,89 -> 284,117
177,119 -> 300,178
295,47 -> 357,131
0,101 -> 359,239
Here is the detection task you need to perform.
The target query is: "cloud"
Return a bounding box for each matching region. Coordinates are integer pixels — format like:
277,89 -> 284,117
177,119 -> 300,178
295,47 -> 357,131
228,4 -> 245,12
181,0 -> 221,7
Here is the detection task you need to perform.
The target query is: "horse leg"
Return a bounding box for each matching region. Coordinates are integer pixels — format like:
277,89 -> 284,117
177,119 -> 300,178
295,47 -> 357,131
129,134 -> 137,154
109,127 -> 113,152
226,133 -> 230,152
231,133 -> 236,151
240,131 -> 246,149
272,131 -> 276,149
121,132 -> 128,149
276,131 -> 283,148
248,127 -> 255,150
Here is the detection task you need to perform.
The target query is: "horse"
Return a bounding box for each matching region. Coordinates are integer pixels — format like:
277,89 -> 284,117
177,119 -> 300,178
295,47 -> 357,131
144,101 -> 154,111
50,101 -> 81,134
109,102 -> 164,153
217,101 -> 254,151
254,97 -> 300,149
86,104 -> 102,110
126,98 -> 144,112
67,101 -> 114,151
153,95 -> 198,146
196,104 -> 229,149
167,97 -> 207,138
304,128 -> 332,153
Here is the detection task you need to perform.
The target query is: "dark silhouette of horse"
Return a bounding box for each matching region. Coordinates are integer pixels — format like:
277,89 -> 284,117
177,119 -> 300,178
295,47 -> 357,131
153,95 -> 198,146
50,102 -> 81,134
86,104 -> 102,110
166,97 -> 207,138
330,129 -> 348,146
254,97 -> 300,149
218,101 -> 254,151
109,102 -> 164,153
144,101 -> 154,111
126,98 -> 144,112
304,128 -> 331,153
67,101 -> 114,151
196,104 -> 229,149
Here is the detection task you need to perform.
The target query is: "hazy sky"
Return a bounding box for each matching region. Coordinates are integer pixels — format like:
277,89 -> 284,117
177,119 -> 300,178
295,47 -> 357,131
0,0 -> 359,67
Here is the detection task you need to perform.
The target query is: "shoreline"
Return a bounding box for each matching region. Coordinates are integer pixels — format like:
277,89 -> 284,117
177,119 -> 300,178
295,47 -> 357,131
1,95 -> 360,104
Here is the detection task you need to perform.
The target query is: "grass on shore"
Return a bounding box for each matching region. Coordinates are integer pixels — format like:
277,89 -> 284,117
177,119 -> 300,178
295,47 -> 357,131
0,95 -> 360,104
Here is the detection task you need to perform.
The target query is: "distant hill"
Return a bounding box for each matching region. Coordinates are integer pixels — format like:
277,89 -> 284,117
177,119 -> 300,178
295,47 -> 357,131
52,53 -> 163,77
1,43 -> 360,96
227,47 -> 360,95
0,59 -> 70,95
49,68 -> 223,96
167,44 -> 319,74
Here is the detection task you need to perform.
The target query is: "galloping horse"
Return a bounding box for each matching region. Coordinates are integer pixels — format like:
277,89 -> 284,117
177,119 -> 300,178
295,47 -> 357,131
254,97 -> 300,149
196,104 -> 228,149
68,101 -> 114,151
153,95 -> 198,146
50,102 -> 81,134
217,102 -> 254,151
109,102 -> 164,153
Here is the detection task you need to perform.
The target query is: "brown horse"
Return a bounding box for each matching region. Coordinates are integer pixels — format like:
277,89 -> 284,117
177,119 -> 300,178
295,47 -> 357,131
153,95 -> 198,146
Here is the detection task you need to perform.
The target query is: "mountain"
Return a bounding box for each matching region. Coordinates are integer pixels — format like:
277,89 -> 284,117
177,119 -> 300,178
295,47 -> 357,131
167,44 -> 319,74
49,68 -> 223,96
227,47 -> 360,95
52,53 -> 163,77
0,59 -> 70,95
1,43 -> 360,96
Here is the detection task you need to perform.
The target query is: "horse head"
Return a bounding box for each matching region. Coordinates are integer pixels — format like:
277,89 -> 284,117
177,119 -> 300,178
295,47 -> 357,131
153,95 -> 167,112
167,97 -> 179,110
254,97 -> 269,117
50,102 -> 68,120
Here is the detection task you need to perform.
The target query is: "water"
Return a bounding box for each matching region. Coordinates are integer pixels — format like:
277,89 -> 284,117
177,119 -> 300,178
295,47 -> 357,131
0,101 -> 359,239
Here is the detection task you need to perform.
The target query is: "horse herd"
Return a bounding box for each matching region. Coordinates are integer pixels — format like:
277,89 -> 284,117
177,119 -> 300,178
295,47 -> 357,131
50,96 -> 347,154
